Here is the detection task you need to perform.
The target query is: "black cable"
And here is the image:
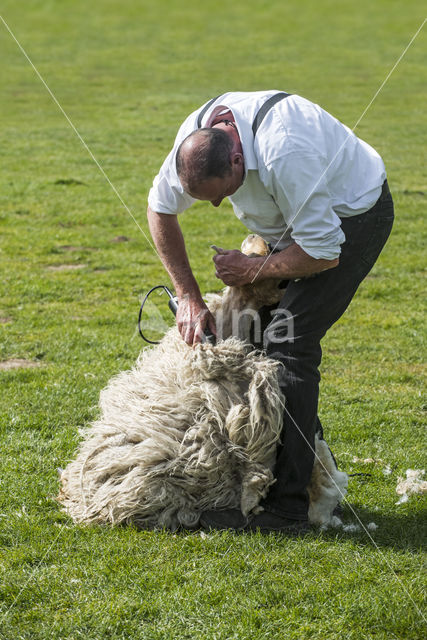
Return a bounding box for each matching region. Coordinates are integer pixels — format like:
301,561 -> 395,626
138,285 -> 175,344
138,285 -> 216,345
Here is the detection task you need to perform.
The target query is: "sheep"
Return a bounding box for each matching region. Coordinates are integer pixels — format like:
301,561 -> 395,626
57,235 -> 347,531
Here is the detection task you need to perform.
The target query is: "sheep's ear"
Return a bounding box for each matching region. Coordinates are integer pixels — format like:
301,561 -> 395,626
240,234 -> 269,257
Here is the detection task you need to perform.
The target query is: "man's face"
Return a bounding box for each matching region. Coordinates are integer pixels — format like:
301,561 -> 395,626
188,157 -> 245,207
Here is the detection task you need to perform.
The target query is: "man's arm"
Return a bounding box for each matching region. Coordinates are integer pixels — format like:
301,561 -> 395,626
147,206 -> 216,345
213,241 -> 339,286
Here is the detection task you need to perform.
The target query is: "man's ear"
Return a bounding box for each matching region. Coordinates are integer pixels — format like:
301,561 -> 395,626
231,153 -> 243,166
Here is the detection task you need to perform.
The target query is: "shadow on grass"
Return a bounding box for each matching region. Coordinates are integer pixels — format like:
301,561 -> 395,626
166,504 -> 427,554
45,506 -> 426,559
316,504 -> 427,553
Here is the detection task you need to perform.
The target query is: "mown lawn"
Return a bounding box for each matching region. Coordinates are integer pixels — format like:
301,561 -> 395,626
0,1 -> 426,638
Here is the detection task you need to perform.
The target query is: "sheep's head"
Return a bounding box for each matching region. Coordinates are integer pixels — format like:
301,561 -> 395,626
223,234 -> 285,312
206,234 -> 285,341
240,234 -> 269,258
239,234 -> 284,305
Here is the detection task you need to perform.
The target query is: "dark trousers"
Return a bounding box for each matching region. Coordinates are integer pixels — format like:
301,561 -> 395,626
260,181 -> 394,519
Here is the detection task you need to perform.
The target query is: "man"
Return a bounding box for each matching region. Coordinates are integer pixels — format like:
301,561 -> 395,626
147,90 -> 394,534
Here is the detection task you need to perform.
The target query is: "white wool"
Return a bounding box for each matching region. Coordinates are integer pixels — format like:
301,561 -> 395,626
321,516 -> 379,534
343,523 -> 361,533
330,515 -> 343,528
395,469 -> 427,504
351,456 -> 384,465
58,274 -> 348,530
58,333 -> 285,530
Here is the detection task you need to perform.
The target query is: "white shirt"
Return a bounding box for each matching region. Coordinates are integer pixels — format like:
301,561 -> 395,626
148,91 -> 386,260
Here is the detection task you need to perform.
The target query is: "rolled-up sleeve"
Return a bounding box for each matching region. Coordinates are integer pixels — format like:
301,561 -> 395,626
264,152 -> 345,260
148,112 -> 200,215
148,149 -> 196,215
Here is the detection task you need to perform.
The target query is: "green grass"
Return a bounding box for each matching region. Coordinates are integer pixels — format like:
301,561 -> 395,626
0,0 -> 426,638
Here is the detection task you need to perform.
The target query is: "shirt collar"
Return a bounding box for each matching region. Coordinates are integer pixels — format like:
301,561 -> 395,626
201,102 -> 258,173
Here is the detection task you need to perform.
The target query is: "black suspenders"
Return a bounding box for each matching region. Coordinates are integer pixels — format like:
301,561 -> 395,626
196,91 -> 291,133
252,92 -> 291,135
196,95 -> 222,128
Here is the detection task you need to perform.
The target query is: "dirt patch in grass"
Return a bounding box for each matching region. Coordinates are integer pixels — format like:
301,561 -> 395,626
0,317 -> 12,324
46,264 -> 88,271
54,178 -> 87,186
111,235 -> 131,242
57,245 -> 97,252
0,358 -> 43,370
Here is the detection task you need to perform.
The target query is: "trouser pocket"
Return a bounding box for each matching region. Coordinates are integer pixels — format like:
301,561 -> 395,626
360,211 -> 394,267
340,186 -> 394,271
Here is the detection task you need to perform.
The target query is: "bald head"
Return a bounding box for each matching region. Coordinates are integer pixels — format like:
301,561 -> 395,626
176,128 -> 234,194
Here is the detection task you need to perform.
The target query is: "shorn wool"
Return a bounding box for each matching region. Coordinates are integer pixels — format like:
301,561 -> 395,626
58,235 -> 348,530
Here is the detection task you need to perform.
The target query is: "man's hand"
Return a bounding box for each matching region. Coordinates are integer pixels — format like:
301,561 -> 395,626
212,242 -> 339,284
212,246 -> 260,286
176,295 -> 217,346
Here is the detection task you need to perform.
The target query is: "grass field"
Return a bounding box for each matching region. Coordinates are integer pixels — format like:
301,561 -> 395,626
0,1 -> 426,638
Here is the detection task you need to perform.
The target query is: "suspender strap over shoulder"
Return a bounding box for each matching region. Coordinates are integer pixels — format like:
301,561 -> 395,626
197,91 -> 291,132
252,92 -> 291,136
197,95 -> 222,128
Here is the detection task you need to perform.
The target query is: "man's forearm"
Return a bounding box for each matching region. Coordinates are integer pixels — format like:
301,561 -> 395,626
147,206 -> 203,301
255,242 -> 339,280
